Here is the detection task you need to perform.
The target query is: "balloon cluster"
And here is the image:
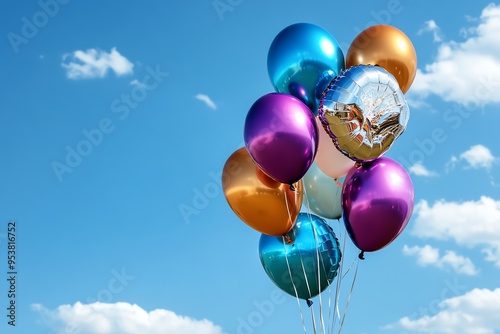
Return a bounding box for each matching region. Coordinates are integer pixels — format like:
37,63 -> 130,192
222,23 -> 416,302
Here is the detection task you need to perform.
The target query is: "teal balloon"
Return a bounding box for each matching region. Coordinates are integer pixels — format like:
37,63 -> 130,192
259,213 -> 341,300
267,23 -> 345,115
303,163 -> 343,220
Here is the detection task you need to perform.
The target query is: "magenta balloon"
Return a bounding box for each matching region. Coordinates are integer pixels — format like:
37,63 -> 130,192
244,93 -> 319,185
342,157 -> 414,252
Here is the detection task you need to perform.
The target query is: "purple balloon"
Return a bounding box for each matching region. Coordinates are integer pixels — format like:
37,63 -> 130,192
244,93 -> 318,185
342,157 -> 414,252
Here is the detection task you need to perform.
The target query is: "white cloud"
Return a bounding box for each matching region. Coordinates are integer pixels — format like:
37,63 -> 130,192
418,20 -> 443,42
460,144 -> 496,170
195,94 -> 217,110
62,47 -> 134,79
410,4 -> 500,105
409,162 -> 439,177
385,288 -> 500,333
412,196 -> 500,266
403,244 -> 439,264
403,244 -> 478,275
447,145 -> 497,173
32,302 -> 224,334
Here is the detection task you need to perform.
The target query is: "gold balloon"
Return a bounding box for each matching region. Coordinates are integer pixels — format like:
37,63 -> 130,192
222,148 -> 303,236
346,24 -> 417,94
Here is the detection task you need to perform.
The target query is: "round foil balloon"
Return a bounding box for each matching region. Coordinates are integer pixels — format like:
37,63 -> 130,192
268,23 -> 345,115
319,65 -> 409,162
342,157 -> 414,252
222,148 -> 303,236
244,93 -> 319,185
346,24 -> 417,93
259,213 -> 341,300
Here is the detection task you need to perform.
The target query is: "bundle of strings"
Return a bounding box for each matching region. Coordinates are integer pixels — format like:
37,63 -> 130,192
282,181 -> 359,334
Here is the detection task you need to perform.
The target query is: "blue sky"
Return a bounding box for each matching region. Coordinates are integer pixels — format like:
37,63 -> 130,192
1,0 -> 500,333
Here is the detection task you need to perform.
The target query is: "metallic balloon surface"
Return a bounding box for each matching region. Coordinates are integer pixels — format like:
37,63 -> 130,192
346,24 -> 417,94
268,23 -> 345,115
319,65 -> 409,162
303,163 -> 343,220
244,93 -> 318,185
314,117 -> 355,179
222,148 -> 303,236
259,213 -> 341,300
342,157 -> 414,252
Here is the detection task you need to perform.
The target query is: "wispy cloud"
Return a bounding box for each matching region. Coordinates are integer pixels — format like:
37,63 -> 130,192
385,288 -> 500,333
417,20 -> 443,42
403,244 -> 478,275
410,4 -> 500,105
130,79 -> 146,88
445,156 -> 459,173
33,302 -> 224,334
447,145 -> 497,176
62,47 -> 134,79
412,196 -> 500,266
409,162 -> 439,177
195,94 -> 217,110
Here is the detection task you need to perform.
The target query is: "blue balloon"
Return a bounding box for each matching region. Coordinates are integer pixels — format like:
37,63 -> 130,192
267,23 -> 345,115
259,213 -> 341,300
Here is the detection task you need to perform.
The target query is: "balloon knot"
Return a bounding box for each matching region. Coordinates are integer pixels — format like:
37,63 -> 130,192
283,235 -> 294,245
358,251 -> 365,260
306,299 -> 313,307
289,184 -> 295,191
333,178 -> 342,188
355,161 -> 363,168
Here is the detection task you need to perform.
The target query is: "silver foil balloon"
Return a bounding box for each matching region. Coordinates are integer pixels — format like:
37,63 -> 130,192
318,65 -> 409,162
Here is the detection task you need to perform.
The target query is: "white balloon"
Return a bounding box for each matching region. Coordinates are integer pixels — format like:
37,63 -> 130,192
303,163 -> 343,220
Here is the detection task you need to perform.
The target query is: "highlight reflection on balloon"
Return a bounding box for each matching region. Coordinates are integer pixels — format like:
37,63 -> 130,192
268,23 -> 345,115
319,65 -> 409,162
259,213 -> 341,300
222,148 -> 303,236
342,157 -> 414,252
346,24 -> 417,93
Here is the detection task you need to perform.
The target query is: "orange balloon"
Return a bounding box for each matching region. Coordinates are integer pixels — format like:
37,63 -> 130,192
346,24 -> 417,93
222,148 -> 303,236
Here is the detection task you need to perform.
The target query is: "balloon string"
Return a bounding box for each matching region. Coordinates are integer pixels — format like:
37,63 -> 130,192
296,188 -> 318,333
327,281 -> 333,334
298,241 -> 315,314
309,205 -> 326,334
311,308 -> 318,334
283,191 -> 308,334
295,194 -> 314,306
332,177 -> 342,234
326,221 -> 336,334
327,221 -> 339,334
332,220 -> 347,334
338,259 -> 359,334
341,259 -> 356,279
